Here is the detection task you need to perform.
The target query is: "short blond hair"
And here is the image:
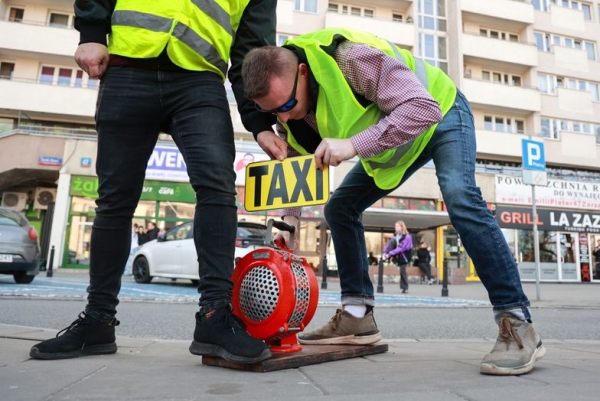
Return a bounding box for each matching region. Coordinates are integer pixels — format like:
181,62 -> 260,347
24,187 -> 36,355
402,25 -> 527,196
242,46 -> 298,99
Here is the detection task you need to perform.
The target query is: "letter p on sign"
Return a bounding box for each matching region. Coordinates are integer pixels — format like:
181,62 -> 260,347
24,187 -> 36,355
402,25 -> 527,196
522,139 -> 545,171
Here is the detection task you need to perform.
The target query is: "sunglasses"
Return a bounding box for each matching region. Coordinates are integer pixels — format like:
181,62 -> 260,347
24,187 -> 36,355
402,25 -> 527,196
256,67 -> 299,114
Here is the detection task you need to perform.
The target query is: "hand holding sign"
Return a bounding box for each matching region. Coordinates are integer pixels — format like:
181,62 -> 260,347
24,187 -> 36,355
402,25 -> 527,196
244,155 -> 329,211
314,138 -> 358,170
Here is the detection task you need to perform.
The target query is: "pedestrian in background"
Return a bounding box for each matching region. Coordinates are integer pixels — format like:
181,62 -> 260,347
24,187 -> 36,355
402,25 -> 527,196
30,0 -> 277,365
242,27 -> 545,375
416,241 -> 435,284
383,221 -> 412,294
123,223 -> 138,276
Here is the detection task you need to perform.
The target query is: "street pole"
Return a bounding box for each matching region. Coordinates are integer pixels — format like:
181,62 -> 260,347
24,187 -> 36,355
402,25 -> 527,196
532,184 -> 541,301
441,258 -> 448,297
377,257 -> 384,293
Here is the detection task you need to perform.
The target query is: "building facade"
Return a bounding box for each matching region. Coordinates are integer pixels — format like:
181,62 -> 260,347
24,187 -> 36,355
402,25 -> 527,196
1,0 -> 599,282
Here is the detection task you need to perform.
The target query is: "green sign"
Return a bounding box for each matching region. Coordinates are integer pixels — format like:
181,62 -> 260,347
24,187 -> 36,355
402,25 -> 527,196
70,176 -> 196,203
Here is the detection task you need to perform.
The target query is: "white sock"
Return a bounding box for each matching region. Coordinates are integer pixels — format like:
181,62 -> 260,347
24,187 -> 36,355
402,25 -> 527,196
344,305 -> 366,318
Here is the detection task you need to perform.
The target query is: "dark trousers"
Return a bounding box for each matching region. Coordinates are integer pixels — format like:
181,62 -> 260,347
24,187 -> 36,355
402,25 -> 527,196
399,264 -> 409,291
87,66 -> 237,316
418,262 -> 432,280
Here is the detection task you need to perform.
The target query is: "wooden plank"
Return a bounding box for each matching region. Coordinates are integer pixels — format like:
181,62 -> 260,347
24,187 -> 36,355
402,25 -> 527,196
202,343 -> 388,372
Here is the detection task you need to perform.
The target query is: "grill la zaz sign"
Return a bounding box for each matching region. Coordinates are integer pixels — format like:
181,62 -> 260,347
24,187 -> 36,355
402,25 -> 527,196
496,206 -> 600,233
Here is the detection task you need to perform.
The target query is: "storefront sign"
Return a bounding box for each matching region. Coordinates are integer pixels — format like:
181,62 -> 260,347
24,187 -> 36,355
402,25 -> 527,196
495,175 -> 600,210
70,176 -> 195,203
145,146 -> 189,182
496,205 -> 600,233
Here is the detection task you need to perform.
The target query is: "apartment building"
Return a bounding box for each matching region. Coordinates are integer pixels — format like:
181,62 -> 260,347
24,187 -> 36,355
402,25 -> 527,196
1,0 -> 599,282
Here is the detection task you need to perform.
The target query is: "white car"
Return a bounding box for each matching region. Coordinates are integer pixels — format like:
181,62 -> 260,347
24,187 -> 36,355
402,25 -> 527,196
132,221 -> 268,284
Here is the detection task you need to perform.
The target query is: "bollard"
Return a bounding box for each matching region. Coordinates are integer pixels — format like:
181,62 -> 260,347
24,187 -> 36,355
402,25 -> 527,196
321,254 -> 328,290
441,258 -> 448,297
46,245 -> 55,278
376,257 -> 384,293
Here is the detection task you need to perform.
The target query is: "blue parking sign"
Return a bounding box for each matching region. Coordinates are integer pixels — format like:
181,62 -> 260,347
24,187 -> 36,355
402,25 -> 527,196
521,139 -> 545,171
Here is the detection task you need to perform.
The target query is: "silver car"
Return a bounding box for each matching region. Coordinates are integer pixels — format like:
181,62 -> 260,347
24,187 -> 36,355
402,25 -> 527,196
132,221 -> 268,284
0,206 -> 41,284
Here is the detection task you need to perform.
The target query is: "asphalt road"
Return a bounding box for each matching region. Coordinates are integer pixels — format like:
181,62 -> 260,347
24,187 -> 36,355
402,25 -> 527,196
1,297 -> 597,342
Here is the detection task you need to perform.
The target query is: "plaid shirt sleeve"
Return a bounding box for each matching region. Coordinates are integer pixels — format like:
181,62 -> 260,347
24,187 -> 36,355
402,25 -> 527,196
333,41 -> 443,159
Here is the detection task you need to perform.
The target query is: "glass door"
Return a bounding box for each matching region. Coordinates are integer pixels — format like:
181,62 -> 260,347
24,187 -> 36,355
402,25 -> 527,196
558,233 -> 579,281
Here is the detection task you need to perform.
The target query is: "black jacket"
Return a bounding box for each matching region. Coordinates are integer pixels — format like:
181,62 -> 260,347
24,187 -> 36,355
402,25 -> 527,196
416,248 -> 431,264
73,0 -> 277,137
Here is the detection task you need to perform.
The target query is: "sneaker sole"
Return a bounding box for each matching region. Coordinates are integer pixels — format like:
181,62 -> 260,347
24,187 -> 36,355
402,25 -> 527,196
29,343 -> 117,360
298,332 -> 382,346
189,341 -> 271,364
480,344 -> 547,376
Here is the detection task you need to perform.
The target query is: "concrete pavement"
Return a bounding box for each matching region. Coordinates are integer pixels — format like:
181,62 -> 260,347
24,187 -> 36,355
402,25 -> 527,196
1,271 -> 600,400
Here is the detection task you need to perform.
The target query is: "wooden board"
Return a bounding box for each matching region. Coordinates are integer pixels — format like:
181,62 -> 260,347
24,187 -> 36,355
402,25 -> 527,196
202,343 -> 388,372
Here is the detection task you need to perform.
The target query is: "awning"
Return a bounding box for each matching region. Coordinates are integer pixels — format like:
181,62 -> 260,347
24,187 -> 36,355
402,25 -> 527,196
361,207 -> 451,231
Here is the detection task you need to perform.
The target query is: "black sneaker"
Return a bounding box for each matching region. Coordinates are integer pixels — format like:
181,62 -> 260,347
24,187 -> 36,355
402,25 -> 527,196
30,311 -> 119,360
189,304 -> 271,364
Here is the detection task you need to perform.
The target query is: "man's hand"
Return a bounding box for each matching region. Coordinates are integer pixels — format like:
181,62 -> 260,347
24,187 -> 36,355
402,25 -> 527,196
314,138 -> 357,170
74,43 -> 109,79
275,215 -> 300,251
256,130 -> 288,161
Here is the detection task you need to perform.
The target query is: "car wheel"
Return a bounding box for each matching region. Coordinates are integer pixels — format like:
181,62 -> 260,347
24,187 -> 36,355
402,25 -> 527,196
13,272 -> 35,284
133,256 -> 152,284
190,279 -> 200,285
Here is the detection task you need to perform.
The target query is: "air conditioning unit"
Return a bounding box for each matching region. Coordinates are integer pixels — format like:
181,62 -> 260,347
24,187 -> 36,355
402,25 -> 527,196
33,187 -> 57,210
1,192 -> 28,210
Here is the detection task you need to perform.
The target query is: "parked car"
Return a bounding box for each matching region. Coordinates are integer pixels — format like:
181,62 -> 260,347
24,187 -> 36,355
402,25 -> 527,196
132,221 -> 268,284
0,206 -> 41,284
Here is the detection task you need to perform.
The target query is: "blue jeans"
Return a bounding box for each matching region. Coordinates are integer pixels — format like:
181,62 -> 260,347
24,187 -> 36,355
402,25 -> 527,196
325,90 -> 530,316
88,66 -> 237,316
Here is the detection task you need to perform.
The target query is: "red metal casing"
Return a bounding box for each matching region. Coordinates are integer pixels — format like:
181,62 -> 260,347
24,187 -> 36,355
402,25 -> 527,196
232,246 -> 318,353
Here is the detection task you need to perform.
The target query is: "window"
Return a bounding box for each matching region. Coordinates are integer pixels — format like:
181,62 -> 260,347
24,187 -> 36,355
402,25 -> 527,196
88,78 -> 99,89
480,28 -> 519,43
482,70 -> 522,87
277,34 -> 292,46
591,83 -> 599,102
392,13 -> 403,22
295,0 -> 317,13
585,42 -> 596,60
74,70 -> 84,88
49,12 -> 70,27
418,0 -> 446,32
328,3 -> 339,12
0,62 -> 15,80
9,7 -> 24,22
40,66 -> 55,84
483,115 -> 524,134
58,68 -> 72,86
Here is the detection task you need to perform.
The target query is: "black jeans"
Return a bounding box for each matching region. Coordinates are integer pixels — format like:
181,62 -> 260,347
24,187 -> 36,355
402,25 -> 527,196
88,66 -> 237,316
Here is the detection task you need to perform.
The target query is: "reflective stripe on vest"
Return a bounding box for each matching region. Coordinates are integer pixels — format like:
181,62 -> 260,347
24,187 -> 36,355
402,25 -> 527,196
111,9 -> 229,76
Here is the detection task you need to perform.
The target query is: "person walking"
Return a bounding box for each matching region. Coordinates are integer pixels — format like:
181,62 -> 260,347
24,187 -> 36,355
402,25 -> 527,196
123,223 -> 138,276
416,241 -> 435,284
241,27 -> 545,375
29,0 -> 278,365
383,221 -> 412,293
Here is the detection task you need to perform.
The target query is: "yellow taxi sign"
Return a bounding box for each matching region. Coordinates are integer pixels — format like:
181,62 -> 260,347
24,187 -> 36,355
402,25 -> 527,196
244,155 -> 329,211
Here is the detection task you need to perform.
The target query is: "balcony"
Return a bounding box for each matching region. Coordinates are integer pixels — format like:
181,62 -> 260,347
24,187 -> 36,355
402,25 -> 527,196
0,79 -> 97,118
462,33 -> 538,71
461,0 -> 534,27
0,20 -> 78,58
461,78 -> 541,113
475,129 -> 523,158
324,13 -> 415,49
